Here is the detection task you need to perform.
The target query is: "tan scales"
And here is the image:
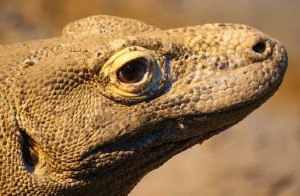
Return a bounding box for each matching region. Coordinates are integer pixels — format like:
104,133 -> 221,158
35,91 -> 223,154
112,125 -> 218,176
0,15 -> 287,195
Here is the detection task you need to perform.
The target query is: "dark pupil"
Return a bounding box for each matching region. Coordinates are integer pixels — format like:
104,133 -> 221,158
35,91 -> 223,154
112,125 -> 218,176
252,41 -> 266,54
118,60 -> 146,83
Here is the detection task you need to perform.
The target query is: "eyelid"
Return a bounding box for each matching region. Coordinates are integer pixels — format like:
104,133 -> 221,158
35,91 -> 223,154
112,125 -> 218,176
102,47 -> 152,76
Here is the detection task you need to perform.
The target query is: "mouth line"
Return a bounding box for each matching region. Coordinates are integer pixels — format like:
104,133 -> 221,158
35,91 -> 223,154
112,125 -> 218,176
81,71 -> 283,163
85,80 -> 282,180
114,75 -> 281,148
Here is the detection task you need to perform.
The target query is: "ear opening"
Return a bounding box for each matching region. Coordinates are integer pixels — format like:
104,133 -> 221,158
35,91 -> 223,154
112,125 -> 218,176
20,130 -> 39,173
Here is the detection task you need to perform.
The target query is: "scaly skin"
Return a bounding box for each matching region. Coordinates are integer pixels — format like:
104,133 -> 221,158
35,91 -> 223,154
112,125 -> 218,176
0,15 -> 287,195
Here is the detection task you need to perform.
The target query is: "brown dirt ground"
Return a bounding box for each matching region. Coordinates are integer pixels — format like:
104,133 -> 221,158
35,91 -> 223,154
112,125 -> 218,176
0,1 -> 299,195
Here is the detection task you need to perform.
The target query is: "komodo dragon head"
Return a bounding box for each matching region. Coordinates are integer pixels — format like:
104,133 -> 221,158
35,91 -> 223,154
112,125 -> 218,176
0,15 -> 287,195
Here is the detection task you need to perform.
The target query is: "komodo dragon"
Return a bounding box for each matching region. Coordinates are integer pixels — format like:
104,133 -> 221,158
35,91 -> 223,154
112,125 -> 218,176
0,15 -> 287,195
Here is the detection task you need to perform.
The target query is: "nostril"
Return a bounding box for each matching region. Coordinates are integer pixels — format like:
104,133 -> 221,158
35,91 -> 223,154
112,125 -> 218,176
252,41 -> 266,53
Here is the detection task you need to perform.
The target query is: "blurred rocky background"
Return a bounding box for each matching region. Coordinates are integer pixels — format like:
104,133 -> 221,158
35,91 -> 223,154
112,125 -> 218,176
0,0 -> 299,195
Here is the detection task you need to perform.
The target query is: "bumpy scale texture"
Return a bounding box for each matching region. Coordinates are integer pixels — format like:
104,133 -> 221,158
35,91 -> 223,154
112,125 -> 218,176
0,15 -> 287,195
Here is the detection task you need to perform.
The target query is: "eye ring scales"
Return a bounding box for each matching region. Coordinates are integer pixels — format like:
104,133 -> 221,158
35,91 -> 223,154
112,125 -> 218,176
101,46 -> 162,97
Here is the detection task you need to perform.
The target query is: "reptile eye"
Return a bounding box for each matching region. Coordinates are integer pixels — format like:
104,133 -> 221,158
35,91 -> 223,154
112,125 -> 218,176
103,46 -> 162,98
252,41 -> 266,53
117,59 -> 147,83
